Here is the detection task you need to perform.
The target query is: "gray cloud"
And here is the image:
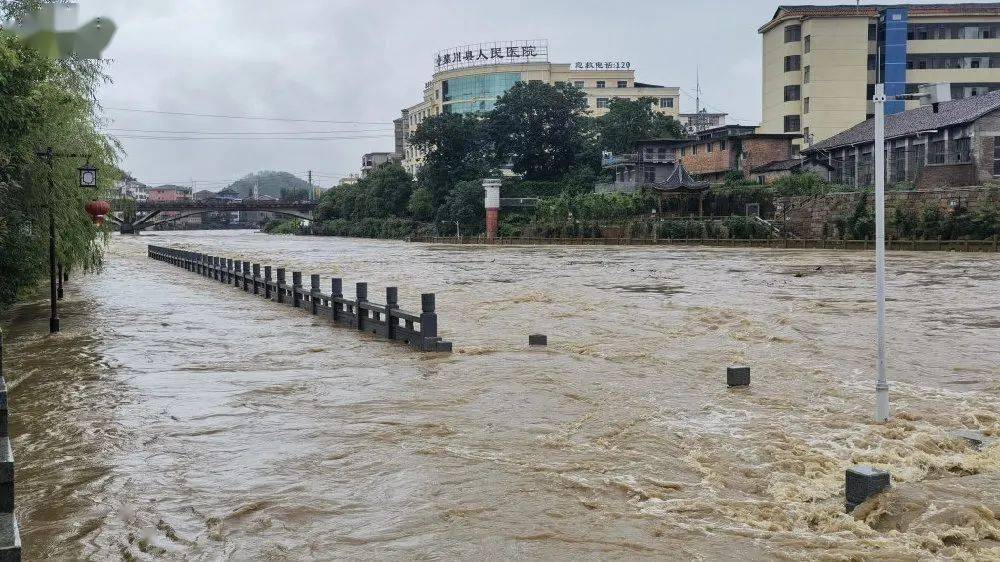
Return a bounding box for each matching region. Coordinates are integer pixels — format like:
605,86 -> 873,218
80,0 -> 951,188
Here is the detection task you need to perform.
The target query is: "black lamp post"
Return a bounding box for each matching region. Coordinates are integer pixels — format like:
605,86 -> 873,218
37,148 -> 96,333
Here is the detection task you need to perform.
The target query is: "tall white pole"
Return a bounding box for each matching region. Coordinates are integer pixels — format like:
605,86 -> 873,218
873,83 -> 889,423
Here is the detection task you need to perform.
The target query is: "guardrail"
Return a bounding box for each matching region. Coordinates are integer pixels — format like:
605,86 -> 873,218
147,246 -> 452,352
0,331 -> 22,561
411,235 -> 999,252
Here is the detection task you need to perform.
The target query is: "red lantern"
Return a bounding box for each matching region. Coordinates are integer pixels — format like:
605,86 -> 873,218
85,199 -> 111,225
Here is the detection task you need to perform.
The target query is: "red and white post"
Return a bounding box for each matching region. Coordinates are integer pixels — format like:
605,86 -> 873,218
483,178 -> 501,241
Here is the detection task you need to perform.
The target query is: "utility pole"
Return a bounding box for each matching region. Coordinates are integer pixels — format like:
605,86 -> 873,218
307,170 -> 313,201
873,83 -> 889,423
40,147 -> 59,333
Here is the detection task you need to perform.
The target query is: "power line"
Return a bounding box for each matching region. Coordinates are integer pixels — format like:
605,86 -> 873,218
102,127 -> 394,134
111,134 -> 393,141
104,106 -> 394,125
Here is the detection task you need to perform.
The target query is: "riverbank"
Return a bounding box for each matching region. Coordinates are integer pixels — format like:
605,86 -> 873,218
2,230 -> 998,558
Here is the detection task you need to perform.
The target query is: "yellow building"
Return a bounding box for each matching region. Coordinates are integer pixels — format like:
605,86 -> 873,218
401,40 -> 680,175
759,3 -> 1000,150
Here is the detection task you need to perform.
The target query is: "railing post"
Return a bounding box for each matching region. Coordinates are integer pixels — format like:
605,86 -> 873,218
310,274 -> 320,314
420,293 -> 438,350
253,264 -> 261,295
331,278 -> 343,323
242,261 -> 251,292
385,287 -> 398,340
356,282 -> 368,331
276,268 -> 286,304
292,272 -> 302,308
264,266 -> 273,299
225,259 -> 233,283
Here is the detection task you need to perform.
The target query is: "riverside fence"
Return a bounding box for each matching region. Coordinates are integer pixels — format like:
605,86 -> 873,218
147,246 -> 452,352
412,235 -> 1000,252
0,331 -> 22,561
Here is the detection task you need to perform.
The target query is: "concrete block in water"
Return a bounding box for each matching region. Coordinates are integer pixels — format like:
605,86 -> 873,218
528,334 -> 547,346
0,512 -> 21,561
845,466 -> 891,512
727,366 -> 750,387
950,430 -> 993,450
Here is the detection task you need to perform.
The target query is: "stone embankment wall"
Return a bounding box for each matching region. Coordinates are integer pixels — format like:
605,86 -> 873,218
775,186 -> 999,238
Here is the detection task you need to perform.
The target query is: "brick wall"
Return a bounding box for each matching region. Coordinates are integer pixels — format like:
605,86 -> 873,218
680,141 -> 736,175
775,186 -> 1000,238
916,163 -> 976,189
741,138 -> 794,175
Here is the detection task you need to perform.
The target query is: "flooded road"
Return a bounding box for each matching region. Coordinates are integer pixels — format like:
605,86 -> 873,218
3,230 -> 999,560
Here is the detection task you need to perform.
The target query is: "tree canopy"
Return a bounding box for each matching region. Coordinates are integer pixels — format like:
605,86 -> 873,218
488,81 -> 597,180
0,20 -> 119,310
409,113 -> 493,205
598,97 -> 685,154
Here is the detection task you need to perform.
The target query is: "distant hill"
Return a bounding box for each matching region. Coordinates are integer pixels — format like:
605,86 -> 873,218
226,171 -> 312,199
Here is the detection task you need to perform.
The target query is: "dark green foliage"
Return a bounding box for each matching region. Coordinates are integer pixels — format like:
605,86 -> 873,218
410,113 -> 493,205
316,217 -> 417,239
0,24 -> 119,310
315,163 -> 414,222
441,180 -> 485,227
488,81 -> 597,180
889,204 -> 998,240
598,97 -> 684,154
722,216 -> 774,239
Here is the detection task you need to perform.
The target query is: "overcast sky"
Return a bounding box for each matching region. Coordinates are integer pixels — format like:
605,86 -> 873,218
78,0 -> 961,190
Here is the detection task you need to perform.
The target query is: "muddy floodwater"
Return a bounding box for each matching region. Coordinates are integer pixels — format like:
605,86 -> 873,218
2,230 -> 999,560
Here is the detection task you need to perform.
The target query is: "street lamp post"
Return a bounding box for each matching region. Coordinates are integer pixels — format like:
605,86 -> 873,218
870,82 -> 949,423
36,148 -> 97,334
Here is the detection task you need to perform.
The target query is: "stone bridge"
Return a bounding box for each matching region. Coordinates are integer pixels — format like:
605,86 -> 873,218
111,200 -> 317,233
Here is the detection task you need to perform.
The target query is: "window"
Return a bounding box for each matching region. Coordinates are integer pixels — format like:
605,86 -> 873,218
660,97 -> 673,108
596,80 -> 606,88
784,55 -> 801,72
719,140 -> 726,150
804,35 -> 811,52
784,115 -> 800,132
617,80 -> 627,88
596,97 -> 609,108
867,83 -> 876,99
993,138 -> 1000,175
804,97 -> 810,113
803,126 -> 810,142
692,144 -> 699,155
868,23 -> 878,41
681,147 -> 686,156
868,54 -> 878,71
804,66 -> 810,83
573,80 -> 584,88
784,85 -> 801,101
784,25 -> 801,42
707,142 -> 713,153
643,167 -> 656,183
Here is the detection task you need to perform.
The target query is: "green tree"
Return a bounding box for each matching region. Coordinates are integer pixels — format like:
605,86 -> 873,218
598,97 -> 685,154
0,22 -> 119,310
409,113 -> 492,206
315,163 -> 413,222
442,180 -> 485,228
488,81 -> 596,180
407,187 -> 435,222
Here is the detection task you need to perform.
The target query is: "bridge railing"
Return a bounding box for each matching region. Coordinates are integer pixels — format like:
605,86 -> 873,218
146,245 -> 452,352
0,331 -> 23,561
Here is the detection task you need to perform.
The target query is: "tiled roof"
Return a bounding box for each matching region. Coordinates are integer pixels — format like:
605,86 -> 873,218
805,90 -> 1000,153
760,3 -> 1000,32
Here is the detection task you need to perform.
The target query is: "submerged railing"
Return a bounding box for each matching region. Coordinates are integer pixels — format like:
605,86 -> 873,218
0,331 -> 22,561
147,245 -> 452,352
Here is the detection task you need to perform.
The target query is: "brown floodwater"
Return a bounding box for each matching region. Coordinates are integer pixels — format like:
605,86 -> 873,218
2,230 -> 998,560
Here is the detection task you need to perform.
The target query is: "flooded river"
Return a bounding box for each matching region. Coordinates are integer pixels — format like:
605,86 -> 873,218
2,230 -> 998,559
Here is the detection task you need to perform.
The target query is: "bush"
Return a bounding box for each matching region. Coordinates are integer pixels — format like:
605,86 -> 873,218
722,216 -> 774,239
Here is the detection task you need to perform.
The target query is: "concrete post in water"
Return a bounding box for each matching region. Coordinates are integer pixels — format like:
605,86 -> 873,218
727,366 -> 750,387
420,293 -> 438,348
242,261 -> 251,292
214,257 -> 221,281
226,259 -> 233,283
253,264 -> 261,295
276,268 -> 286,304
331,278 -> 343,323
355,283 -> 368,330
231,260 -> 240,287
385,287 -> 399,339
845,466 -> 890,512
292,272 -> 302,308
264,266 -> 273,300
310,274 -> 320,314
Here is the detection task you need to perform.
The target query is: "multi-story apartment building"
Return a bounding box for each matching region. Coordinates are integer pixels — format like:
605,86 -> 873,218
400,40 -> 680,175
361,152 -> 400,176
759,3 -> 1000,150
